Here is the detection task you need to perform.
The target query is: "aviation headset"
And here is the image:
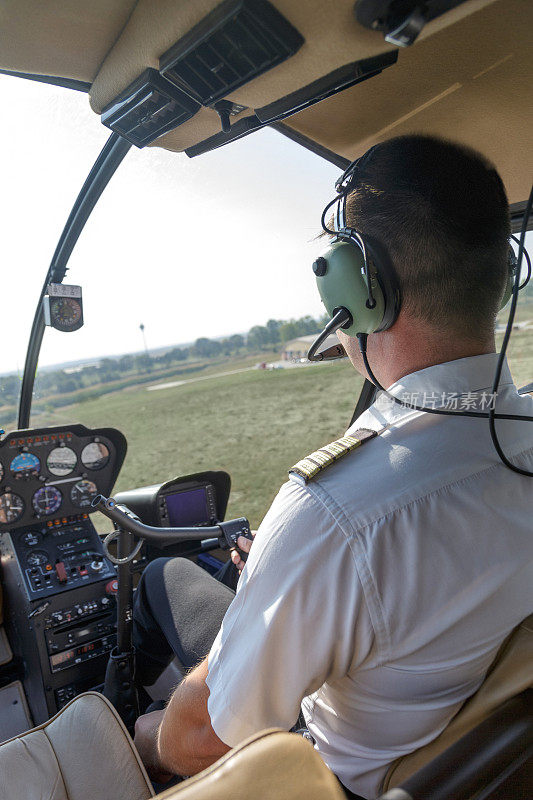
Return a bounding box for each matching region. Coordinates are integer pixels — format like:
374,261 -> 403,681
311,144 -> 518,344
309,143 -> 533,477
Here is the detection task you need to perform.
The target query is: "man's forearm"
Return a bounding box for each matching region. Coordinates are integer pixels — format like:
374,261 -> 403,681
157,657 -> 230,776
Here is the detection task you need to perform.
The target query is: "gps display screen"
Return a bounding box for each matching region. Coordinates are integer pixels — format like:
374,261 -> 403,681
164,487 -> 210,527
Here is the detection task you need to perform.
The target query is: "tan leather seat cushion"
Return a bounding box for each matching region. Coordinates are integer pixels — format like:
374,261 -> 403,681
156,729 -> 346,800
0,691 -> 154,800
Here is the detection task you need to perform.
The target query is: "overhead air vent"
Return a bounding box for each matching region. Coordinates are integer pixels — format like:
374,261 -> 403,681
159,0 -> 304,107
101,69 -> 201,148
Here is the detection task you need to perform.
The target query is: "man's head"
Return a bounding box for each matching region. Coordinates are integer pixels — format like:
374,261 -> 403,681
342,134 -> 511,343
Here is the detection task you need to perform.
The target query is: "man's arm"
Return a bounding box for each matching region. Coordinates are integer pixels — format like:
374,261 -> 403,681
135,657 -> 230,778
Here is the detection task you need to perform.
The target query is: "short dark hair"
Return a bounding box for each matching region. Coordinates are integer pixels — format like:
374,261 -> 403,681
345,135 -> 511,340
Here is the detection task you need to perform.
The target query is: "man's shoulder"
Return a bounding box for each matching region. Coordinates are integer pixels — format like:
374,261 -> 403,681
287,407 -> 532,536
289,428 -> 378,485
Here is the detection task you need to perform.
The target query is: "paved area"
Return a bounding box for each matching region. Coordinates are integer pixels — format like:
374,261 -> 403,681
147,366 -> 254,392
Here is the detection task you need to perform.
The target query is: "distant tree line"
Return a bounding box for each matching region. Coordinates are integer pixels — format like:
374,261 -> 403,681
193,315 -> 326,358
0,314 -> 327,404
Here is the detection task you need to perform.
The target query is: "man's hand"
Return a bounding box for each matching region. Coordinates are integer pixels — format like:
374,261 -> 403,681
230,530 -> 256,573
134,709 -> 174,783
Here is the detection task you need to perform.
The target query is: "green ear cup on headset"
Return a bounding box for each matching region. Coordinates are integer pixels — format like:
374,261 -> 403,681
499,273 -> 515,310
499,246 -> 518,309
314,240 -> 386,336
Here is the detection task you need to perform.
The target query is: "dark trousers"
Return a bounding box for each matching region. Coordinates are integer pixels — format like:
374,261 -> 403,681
132,556 -> 366,800
133,557 -> 235,687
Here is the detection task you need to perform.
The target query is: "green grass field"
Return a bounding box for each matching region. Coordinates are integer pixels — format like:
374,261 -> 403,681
10,303 -> 533,531
39,361 -> 363,529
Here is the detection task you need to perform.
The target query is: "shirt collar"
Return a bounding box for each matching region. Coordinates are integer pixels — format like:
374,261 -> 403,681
348,353 -> 514,432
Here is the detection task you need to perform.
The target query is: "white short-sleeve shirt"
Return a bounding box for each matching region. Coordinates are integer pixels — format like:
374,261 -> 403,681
206,354 -> 533,798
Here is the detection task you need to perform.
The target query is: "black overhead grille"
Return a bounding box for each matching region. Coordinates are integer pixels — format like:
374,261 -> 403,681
159,0 -> 304,107
101,69 -> 201,148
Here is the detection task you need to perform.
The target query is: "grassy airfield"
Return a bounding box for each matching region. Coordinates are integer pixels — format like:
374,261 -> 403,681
17,304 -> 533,530
40,359 -> 362,528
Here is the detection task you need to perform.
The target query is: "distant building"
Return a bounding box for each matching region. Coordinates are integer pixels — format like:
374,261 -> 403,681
281,333 -> 342,361
63,361 -> 100,374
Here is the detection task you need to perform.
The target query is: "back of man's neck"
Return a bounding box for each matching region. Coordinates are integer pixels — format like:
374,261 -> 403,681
370,319 -> 495,388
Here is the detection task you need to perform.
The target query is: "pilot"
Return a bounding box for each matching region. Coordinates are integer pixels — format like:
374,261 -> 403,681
132,135 -> 533,799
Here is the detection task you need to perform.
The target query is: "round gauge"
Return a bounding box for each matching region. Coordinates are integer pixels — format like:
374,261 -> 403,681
26,550 -> 49,567
0,492 -> 25,524
21,531 -> 42,547
81,442 -> 110,471
10,452 -> 40,478
49,297 -> 83,331
32,486 -> 62,516
47,446 -> 77,476
70,479 -> 98,508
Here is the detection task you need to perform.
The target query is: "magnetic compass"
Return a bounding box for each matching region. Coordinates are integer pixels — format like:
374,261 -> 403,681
43,284 -> 84,332
49,297 -> 83,331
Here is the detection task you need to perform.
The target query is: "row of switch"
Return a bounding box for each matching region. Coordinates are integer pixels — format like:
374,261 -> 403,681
46,596 -> 113,627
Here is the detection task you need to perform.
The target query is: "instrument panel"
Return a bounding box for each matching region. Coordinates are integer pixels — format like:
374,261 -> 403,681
0,425 -> 126,530
8,513 -> 116,600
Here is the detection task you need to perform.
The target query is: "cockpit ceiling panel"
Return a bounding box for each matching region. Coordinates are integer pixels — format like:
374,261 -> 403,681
0,0 -> 137,83
88,0 -> 497,148
0,0 -> 529,203
283,0 -> 533,206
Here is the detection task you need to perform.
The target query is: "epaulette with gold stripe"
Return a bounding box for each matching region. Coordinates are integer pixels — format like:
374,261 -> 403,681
289,428 -> 377,484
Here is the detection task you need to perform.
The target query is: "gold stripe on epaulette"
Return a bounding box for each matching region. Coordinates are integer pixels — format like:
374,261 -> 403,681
289,429 -> 377,483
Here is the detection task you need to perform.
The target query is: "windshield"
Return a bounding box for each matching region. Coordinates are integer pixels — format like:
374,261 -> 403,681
0,76 -> 362,528
1,76 -> 531,528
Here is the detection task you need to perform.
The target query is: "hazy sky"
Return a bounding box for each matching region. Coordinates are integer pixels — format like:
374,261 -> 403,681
0,75 -> 339,374
1,75 -> 530,378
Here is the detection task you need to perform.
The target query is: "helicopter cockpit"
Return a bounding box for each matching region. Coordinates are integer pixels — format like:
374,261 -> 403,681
0,1 -> 531,799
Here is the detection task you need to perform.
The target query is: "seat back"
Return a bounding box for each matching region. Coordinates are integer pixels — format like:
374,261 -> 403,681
0,691 -> 154,800
155,729 -> 347,800
379,689 -> 533,800
382,613 -> 533,791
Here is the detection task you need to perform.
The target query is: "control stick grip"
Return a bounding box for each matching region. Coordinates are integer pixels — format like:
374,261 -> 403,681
218,518 -> 254,561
